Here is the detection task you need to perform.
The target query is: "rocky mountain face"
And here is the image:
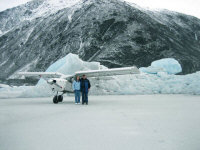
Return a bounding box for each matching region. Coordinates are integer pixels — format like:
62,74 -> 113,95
0,0 -> 200,85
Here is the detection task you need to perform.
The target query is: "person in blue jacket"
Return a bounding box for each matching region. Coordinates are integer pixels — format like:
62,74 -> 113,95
80,74 -> 91,105
72,76 -> 81,104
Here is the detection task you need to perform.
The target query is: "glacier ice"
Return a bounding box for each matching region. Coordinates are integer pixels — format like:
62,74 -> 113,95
45,53 -> 102,74
139,58 -> 182,75
151,58 -> 182,74
139,66 -> 164,74
0,84 -> 10,88
0,53 -> 199,98
37,53 -> 104,85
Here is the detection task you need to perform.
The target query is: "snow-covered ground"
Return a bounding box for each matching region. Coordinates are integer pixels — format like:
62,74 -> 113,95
0,95 -> 200,150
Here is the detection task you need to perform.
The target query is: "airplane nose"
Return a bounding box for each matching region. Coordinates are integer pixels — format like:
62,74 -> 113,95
47,79 -> 55,84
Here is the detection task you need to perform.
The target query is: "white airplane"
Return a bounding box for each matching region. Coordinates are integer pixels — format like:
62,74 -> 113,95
18,66 -> 140,104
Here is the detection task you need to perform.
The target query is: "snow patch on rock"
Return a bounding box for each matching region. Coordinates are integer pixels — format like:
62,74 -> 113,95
26,0 -> 83,21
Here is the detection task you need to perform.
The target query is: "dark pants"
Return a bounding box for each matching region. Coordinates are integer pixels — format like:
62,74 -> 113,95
82,92 -> 88,104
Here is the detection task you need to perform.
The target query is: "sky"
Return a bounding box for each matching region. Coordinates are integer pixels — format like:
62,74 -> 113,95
125,0 -> 200,18
0,0 -> 30,11
0,0 -> 199,19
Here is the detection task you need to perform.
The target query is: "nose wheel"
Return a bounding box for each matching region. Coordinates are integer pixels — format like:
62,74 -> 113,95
58,95 -> 63,102
53,96 -> 59,104
53,92 -> 63,104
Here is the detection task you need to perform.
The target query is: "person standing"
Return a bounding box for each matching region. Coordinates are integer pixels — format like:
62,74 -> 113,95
72,76 -> 81,104
80,74 -> 91,105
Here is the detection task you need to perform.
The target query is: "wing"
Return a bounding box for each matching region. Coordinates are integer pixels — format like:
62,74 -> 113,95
18,72 -> 66,79
74,66 -> 140,78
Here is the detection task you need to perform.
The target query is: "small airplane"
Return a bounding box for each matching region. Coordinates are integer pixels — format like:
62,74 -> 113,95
18,66 -> 140,104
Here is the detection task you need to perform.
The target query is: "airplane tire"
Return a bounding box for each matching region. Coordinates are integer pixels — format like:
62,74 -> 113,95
53,96 -> 59,104
58,95 -> 63,102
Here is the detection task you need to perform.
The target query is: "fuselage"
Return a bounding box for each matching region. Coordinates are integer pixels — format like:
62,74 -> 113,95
47,78 -> 73,93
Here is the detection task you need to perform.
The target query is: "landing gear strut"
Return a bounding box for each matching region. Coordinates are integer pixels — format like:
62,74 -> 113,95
53,92 -> 63,104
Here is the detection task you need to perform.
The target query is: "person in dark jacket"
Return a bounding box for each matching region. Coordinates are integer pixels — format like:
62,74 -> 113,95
80,74 -> 91,105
